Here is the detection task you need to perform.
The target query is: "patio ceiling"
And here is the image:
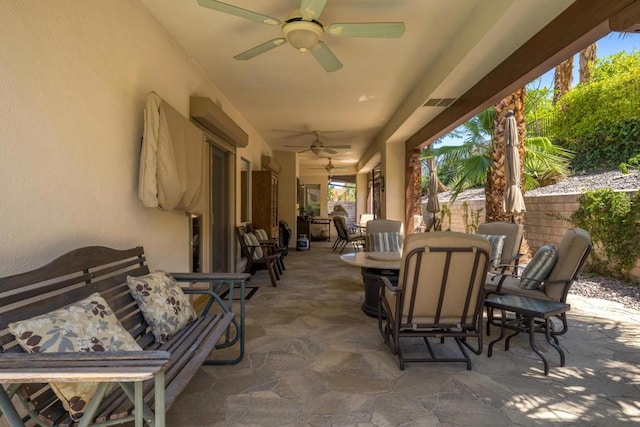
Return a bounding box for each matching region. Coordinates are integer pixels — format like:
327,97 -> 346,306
139,0 -> 639,173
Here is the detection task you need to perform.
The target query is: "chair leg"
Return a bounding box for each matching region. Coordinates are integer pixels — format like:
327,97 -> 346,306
265,260 -> 278,287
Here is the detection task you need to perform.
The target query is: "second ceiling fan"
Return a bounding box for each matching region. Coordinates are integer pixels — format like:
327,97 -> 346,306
197,0 -> 406,72
285,132 -> 350,155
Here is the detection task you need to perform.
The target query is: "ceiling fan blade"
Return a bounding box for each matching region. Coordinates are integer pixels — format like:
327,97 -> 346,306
234,38 -> 286,60
326,144 -> 351,149
310,42 -> 342,72
324,147 -> 338,154
327,22 -> 406,38
197,0 -> 281,25
299,0 -> 327,21
283,145 -> 308,148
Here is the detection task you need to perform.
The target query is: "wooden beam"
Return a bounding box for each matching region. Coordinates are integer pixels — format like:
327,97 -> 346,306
406,0 -> 636,151
610,0 -> 640,32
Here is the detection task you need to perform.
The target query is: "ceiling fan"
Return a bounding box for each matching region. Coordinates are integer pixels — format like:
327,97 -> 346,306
285,133 -> 350,155
197,0 -> 406,72
311,158 -> 345,174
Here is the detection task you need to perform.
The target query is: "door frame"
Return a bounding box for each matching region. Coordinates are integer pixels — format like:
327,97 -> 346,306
205,136 -> 236,273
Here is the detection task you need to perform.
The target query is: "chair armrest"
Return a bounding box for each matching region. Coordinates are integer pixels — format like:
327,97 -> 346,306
379,276 -> 400,292
0,351 -> 170,383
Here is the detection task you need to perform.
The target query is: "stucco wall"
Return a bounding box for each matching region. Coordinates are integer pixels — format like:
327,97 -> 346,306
429,191 -> 640,280
0,0 -> 269,276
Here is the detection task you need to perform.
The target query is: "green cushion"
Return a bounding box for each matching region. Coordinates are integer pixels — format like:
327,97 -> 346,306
477,234 -> 506,269
520,244 -> 558,290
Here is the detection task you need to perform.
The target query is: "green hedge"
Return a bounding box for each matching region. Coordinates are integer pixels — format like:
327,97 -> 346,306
570,189 -> 640,279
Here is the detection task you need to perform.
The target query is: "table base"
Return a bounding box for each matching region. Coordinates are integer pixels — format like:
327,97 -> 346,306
361,268 -> 398,318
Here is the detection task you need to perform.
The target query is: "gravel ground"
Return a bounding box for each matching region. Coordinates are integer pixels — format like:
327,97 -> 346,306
522,170 -> 639,311
571,275 -> 640,311
437,169 -> 639,201
435,169 -> 640,310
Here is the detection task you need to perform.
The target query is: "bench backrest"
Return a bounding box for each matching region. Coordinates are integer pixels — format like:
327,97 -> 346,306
0,246 -> 157,354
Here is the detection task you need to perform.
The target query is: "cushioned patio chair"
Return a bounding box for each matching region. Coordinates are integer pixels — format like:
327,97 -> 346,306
358,213 -> 374,227
254,227 -> 286,274
484,227 -> 592,337
332,215 -> 365,253
236,226 -> 281,287
413,214 -> 426,233
365,219 -> 403,252
378,232 -> 491,370
477,221 -> 524,274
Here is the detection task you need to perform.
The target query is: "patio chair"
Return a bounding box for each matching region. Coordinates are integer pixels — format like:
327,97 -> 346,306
484,227 -> 592,337
413,214 -> 426,233
378,232 -> 491,370
365,219 -> 403,252
236,225 -> 281,287
332,215 -> 365,253
253,227 -> 286,274
477,221 -> 524,274
358,213 -> 374,227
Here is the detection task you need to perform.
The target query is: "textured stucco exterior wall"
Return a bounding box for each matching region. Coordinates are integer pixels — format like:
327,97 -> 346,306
0,0 -> 269,276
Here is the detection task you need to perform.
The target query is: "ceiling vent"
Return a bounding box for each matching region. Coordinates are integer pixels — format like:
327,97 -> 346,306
423,98 -> 457,107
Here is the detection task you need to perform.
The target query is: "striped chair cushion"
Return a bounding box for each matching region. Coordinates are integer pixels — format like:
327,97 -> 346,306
254,228 -> 269,241
367,232 -> 403,252
477,234 -> 506,269
520,244 -> 558,289
243,232 -> 263,260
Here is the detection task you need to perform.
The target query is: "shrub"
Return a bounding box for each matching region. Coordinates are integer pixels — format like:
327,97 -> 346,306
570,189 -> 640,278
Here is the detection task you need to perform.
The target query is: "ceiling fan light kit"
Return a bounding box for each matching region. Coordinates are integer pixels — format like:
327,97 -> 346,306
198,0 -> 406,72
281,18 -> 323,52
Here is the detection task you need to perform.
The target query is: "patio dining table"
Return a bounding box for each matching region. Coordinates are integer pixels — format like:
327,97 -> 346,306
340,251 -> 401,318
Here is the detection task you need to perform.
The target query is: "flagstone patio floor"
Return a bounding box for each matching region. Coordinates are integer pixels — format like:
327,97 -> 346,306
166,241 -> 640,426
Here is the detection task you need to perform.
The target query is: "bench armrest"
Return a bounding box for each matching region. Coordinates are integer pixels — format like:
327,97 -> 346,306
0,351 -> 170,383
170,272 -> 250,282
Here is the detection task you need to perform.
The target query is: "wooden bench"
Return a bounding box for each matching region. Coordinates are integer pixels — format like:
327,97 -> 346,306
0,246 -> 249,427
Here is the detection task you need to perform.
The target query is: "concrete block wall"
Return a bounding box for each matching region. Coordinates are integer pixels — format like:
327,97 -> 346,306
425,190 -> 640,281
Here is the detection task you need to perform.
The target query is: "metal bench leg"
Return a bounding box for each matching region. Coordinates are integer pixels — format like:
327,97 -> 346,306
78,382 -> 110,427
0,385 -> 25,427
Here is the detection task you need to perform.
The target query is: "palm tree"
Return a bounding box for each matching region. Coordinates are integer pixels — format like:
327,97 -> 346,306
554,57 -> 573,104
431,101 -> 573,204
579,43 -> 597,84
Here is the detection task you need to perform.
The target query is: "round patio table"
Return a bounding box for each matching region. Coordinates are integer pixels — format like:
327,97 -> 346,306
340,252 -> 401,317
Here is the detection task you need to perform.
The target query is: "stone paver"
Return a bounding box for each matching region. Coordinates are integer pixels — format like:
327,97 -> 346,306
167,243 -> 640,426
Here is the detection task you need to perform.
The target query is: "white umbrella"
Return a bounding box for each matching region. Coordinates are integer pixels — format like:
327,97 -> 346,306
503,110 -> 526,217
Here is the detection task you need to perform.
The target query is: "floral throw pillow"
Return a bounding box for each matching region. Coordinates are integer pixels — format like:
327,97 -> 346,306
7,293 -> 142,421
127,271 -> 197,344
